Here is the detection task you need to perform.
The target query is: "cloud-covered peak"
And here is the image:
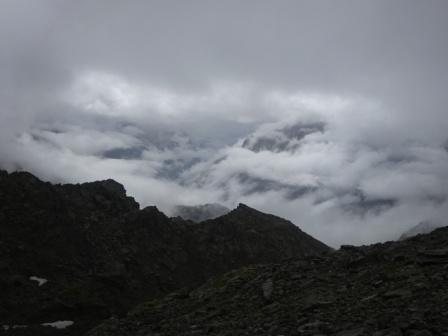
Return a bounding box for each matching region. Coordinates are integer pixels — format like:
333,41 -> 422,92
241,120 -> 325,153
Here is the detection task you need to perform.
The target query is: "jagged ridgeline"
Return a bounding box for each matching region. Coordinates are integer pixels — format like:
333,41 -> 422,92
0,170 -> 328,336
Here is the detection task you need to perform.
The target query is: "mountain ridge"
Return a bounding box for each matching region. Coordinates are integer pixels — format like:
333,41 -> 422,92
0,169 -> 328,335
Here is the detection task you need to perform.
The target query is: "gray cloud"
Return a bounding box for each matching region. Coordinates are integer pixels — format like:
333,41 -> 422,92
1,0 -> 448,246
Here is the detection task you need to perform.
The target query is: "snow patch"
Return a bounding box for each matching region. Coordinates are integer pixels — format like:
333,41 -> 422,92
41,321 -> 74,329
29,276 -> 48,286
2,325 -> 28,330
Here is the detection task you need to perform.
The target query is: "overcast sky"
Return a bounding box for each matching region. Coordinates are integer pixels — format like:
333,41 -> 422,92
1,0 -> 448,246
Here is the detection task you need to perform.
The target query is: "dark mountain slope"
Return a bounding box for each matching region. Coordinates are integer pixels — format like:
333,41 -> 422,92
90,226 -> 448,336
0,170 -> 328,335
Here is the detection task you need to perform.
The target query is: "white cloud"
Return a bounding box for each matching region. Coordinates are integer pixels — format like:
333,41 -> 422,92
65,72 -> 261,123
3,72 -> 447,248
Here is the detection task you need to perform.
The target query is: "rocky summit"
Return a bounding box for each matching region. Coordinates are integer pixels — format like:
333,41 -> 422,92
90,227 -> 448,336
0,170 -> 328,336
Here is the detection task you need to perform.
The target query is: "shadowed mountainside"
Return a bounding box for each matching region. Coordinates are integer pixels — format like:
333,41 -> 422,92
0,170 -> 328,335
90,226 -> 448,336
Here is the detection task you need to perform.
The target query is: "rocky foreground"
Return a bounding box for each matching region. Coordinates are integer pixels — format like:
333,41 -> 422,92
2,170 -> 447,336
0,170 -> 327,335
90,227 -> 448,336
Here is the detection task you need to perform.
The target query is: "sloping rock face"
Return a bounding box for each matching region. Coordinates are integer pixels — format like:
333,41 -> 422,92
193,204 -> 329,268
0,170 -> 328,335
90,227 -> 448,336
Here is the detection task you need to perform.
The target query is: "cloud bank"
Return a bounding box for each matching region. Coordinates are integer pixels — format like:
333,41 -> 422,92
1,0 -> 448,246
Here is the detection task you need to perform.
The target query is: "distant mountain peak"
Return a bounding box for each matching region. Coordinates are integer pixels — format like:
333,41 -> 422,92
399,220 -> 445,240
172,203 -> 230,222
231,203 -> 280,221
241,120 -> 325,153
236,202 -> 252,211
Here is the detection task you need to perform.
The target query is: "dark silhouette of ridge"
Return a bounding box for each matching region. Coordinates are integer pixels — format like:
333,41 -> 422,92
0,170 -> 329,335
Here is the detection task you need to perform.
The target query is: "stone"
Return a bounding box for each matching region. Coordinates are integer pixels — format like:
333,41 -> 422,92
262,279 -> 274,301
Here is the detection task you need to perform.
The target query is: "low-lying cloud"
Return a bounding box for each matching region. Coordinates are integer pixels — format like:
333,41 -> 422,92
1,1 -> 448,247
